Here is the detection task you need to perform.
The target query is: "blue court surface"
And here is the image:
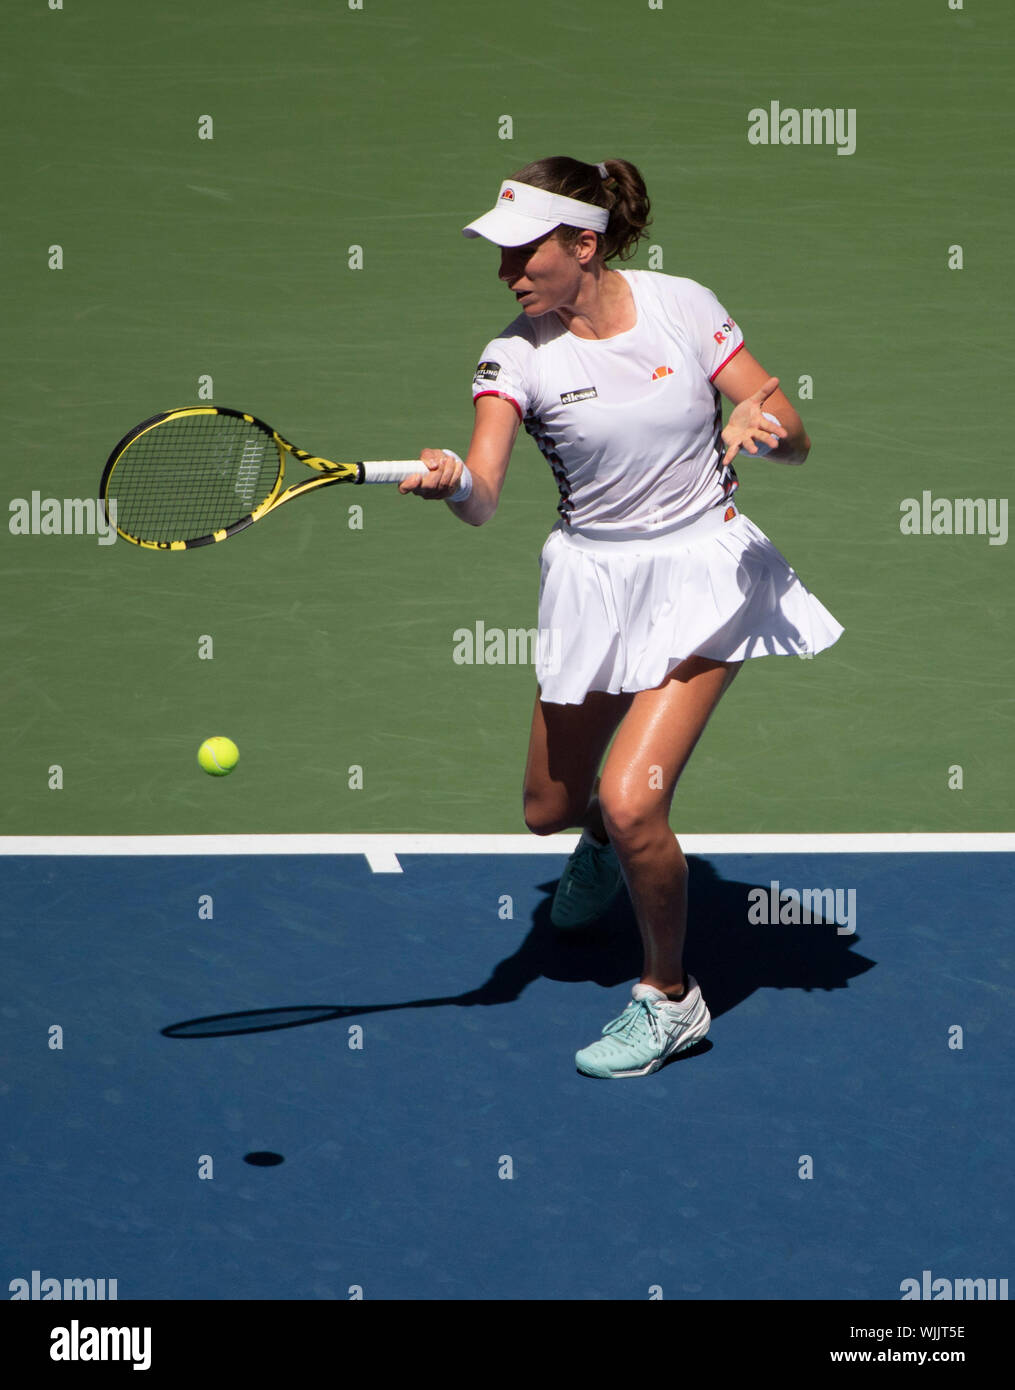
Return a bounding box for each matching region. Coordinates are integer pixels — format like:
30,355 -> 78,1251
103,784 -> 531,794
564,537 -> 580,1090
2,846 -> 1012,1303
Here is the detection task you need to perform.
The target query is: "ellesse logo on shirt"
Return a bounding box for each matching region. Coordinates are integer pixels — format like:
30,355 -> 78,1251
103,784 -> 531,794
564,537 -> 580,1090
560,386 -> 598,405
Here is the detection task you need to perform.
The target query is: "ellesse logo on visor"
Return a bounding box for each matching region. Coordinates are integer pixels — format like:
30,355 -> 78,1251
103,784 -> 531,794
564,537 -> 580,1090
501,188 -> 515,201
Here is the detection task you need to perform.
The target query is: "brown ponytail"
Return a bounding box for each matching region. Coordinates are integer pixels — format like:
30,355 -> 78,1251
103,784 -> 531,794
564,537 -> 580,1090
509,155 -> 651,262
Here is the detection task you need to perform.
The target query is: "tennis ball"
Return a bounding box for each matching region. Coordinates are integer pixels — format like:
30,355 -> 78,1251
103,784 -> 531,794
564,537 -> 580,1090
198,736 -> 239,777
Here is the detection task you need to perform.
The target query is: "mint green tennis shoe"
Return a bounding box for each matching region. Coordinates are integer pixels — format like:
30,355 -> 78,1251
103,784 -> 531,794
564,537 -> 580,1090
550,831 -> 624,928
575,980 -> 711,1078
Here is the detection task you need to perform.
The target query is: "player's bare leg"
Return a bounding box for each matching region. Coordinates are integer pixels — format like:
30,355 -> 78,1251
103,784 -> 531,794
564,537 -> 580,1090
597,655 -> 741,998
523,690 -> 636,925
522,689 -> 631,837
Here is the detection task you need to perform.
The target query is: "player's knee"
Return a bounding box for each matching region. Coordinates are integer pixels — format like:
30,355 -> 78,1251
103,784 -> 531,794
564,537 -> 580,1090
599,791 -> 664,855
523,791 -> 572,837
523,805 -> 569,837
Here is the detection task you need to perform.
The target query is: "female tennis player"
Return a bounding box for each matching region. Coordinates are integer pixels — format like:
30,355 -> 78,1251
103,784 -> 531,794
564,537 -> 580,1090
404,156 -> 843,1078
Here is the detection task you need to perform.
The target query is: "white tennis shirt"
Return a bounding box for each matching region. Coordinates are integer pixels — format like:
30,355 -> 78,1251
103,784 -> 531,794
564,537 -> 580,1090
472,270 -> 745,536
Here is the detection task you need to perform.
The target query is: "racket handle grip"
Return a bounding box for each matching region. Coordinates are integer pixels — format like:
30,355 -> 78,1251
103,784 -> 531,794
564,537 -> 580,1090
358,460 -> 434,485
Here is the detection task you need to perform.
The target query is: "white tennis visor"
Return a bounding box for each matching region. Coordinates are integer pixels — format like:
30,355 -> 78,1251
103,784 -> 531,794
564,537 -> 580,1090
462,180 -> 609,247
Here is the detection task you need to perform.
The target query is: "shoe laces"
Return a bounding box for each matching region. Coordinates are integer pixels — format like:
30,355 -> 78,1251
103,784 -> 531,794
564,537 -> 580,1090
570,839 -> 611,886
602,997 -> 662,1045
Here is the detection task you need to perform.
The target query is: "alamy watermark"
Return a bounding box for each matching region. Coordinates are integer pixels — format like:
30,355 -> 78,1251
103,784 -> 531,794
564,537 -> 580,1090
10,1269 -> 117,1299
9,493 -> 117,545
453,621 -> 562,674
50,1321 -> 151,1371
748,101 -> 856,156
900,1269 -> 1007,1301
900,492 -> 1007,545
748,879 -> 856,935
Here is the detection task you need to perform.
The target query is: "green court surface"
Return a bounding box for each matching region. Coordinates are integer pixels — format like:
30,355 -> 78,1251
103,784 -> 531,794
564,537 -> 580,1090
2,0 -> 1011,836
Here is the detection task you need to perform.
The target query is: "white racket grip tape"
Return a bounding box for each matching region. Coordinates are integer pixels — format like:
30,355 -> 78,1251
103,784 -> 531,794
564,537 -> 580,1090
358,451 -> 467,490
750,411 -> 783,457
358,460 -> 433,484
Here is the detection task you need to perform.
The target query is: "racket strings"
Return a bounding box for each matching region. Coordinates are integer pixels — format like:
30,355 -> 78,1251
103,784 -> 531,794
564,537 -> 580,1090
106,414 -> 282,543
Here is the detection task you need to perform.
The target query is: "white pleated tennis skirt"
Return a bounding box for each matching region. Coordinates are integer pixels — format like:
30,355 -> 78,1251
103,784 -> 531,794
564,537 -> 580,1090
535,503 -> 844,705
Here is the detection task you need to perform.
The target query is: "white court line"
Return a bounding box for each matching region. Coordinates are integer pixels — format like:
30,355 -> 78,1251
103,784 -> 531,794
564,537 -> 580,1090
0,833 -> 1013,874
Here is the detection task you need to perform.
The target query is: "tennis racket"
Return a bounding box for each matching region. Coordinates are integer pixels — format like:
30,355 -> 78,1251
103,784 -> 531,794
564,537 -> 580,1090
100,406 -> 431,550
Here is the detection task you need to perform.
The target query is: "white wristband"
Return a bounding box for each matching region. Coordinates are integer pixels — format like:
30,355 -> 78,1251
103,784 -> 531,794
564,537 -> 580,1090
751,411 -> 782,457
446,454 -> 473,503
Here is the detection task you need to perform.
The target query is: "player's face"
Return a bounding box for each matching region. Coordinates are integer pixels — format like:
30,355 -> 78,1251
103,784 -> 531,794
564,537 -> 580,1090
498,231 -> 582,316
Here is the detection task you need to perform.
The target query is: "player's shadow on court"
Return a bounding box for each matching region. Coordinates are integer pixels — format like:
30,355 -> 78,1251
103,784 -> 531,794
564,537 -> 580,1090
161,856 -> 874,1040
455,854 -> 874,1017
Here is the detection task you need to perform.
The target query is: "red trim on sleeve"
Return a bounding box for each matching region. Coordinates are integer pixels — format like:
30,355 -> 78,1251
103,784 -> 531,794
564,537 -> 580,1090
474,389 -> 523,421
710,338 -> 745,382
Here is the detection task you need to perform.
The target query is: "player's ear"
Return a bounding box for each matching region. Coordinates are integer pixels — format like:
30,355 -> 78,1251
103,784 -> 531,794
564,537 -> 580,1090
574,229 -> 600,265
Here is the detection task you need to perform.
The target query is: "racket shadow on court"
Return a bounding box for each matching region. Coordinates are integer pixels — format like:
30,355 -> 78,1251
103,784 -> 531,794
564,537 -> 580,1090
161,857 -> 875,1041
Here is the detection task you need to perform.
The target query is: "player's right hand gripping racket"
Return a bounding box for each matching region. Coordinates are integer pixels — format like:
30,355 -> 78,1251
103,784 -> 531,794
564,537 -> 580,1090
101,406 -> 431,550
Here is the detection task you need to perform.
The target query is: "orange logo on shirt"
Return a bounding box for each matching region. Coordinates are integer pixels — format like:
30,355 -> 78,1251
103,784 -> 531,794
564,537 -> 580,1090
500,187 -> 515,201
724,505 -> 737,522
651,366 -> 674,380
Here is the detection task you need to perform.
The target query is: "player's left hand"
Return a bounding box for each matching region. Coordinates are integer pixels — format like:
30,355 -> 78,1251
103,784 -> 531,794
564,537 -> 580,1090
721,377 -> 789,463
399,448 -> 464,497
